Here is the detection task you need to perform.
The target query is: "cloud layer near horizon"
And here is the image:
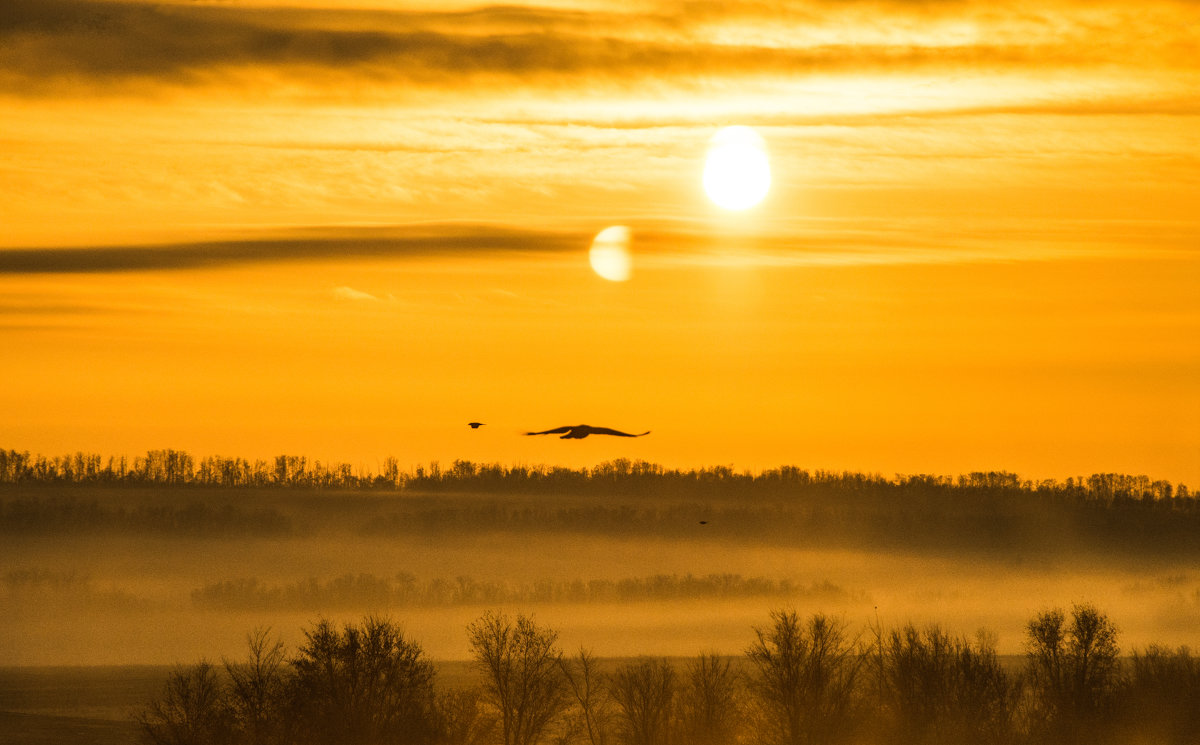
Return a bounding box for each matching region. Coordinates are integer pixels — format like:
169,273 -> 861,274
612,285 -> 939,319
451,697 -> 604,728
3,0 -> 1198,98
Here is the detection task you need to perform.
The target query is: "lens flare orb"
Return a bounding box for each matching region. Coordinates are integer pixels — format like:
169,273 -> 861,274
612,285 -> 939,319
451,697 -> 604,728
589,225 -> 632,282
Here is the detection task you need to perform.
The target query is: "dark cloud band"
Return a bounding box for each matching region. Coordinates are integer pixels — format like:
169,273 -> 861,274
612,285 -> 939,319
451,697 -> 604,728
0,226 -> 583,274
3,0 -> 1191,94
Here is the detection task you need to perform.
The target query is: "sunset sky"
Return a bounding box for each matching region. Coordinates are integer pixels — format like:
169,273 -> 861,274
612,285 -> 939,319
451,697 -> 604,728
2,0 -> 1197,482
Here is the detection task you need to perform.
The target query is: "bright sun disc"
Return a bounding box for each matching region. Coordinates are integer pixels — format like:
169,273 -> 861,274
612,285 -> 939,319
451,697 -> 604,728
703,126 -> 771,210
589,225 -> 631,281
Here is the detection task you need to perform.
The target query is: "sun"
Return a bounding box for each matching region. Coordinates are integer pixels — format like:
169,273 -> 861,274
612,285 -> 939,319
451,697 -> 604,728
703,126 -> 771,210
589,225 -> 632,281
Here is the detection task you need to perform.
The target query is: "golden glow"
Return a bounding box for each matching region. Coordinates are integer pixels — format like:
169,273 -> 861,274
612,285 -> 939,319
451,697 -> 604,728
589,225 -> 632,282
703,126 -> 771,211
0,0 -> 1197,483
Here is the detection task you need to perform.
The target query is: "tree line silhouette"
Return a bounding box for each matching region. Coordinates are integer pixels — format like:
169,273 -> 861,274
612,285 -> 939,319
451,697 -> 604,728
4,568 -> 853,614
139,605 -> 1200,745
2,567 -> 148,610
0,450 -> 1188,504
0,450 -> 360,489
189,573 -> 853,612
0,497 -> 292,536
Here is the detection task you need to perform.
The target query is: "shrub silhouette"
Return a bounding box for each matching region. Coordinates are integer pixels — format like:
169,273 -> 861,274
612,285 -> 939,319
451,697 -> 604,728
1025,604 -> 1120,744
289,616 -> 438,745
435,687 -> 497,745
609,657 -> 676,745
872,624 -> 1016,745
137,661 -> 234,745
1115,645 -> 1200,744
677,652 -> 743,745
746,611 -> 863,745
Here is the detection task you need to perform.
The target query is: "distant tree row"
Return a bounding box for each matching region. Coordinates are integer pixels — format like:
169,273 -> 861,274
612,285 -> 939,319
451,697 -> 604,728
5,486 -> 1200,561
356,496 -> 1200,558
5,448 -> 1199,557
189,573 -> 852,612
0,496 -> 291,536
139,605 -> 1200,745
0,449 -> 1190,505
0,450 -> 365,489
1,567 -> 147,611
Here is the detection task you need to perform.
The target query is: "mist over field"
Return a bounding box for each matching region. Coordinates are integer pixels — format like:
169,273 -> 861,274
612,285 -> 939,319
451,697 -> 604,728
3,458 -> 1198,666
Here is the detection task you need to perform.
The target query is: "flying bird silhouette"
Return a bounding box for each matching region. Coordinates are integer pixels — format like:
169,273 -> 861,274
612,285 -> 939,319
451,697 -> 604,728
468,422 -> 485,429
525,425 -> 650,439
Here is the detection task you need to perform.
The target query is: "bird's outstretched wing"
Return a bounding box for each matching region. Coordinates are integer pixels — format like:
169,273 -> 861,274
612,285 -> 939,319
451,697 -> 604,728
525,426 -> 573,436
587,427 -> 650,437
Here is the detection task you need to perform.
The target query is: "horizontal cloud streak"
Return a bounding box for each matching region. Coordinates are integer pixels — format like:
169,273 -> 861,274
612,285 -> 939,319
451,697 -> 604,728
2,0 -> 1196,95
0,300 -> 115,315
4,218 -> 1193,276
478,97 -> 1200,131
0,225 -> 583,274
332,285 -> 384,302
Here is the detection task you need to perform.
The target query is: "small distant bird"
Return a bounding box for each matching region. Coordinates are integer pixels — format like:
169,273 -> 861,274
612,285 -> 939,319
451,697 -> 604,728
468,422 -> 485,429
525,424 -> 650,439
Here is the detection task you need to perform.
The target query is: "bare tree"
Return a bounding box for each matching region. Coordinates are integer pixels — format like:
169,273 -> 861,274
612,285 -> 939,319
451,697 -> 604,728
559,647 -> 614,745
609,658 -> 676,745
746,611 -> 863,745
467,611 -> 569,745
677,653 -> 741,745
224,628 -> 289,745
137,661 -> 233,745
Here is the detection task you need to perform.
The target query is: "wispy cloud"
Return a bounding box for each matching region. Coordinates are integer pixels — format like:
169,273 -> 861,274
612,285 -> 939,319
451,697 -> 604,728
332,285 -> 381,302
0,300 -> 115,315
3,0 -> 1196,97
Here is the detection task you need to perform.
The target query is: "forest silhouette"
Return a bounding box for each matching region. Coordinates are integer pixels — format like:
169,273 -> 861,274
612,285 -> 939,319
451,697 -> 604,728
2,449 -> 1196,561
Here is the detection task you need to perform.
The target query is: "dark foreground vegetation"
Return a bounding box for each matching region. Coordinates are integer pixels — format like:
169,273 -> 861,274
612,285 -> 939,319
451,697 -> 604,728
140,606 -> 1198,745
2,449 -> 1199,560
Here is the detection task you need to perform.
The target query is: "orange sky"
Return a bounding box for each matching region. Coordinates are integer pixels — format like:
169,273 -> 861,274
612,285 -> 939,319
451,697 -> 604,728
1,0 -> 1198,483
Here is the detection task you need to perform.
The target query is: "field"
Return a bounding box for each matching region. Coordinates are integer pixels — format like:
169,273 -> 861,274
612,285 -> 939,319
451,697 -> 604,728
0,666 -> 157,745
0,662 -> 485,744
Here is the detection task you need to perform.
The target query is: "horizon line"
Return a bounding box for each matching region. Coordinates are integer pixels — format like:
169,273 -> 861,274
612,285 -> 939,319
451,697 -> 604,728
0,447 -> 1189,490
